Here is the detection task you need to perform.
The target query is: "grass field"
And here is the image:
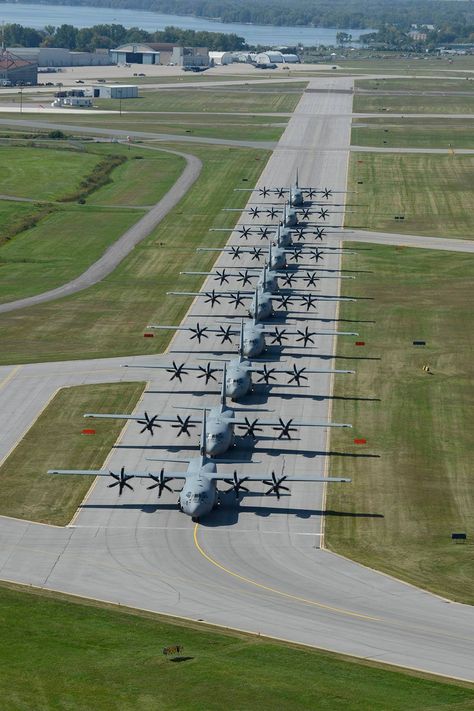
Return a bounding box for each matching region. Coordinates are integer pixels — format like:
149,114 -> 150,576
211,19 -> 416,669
327,244 -> 474,604
95,85 -> 303,113
352,118 -> 474,149
0,143 -> 185,303
353,93 -> 474,114
0,143 -> 269,364
0,382 -> 144,525
346,152 -> 474,239
356,77 -> 474,93
1,583 -> 472,711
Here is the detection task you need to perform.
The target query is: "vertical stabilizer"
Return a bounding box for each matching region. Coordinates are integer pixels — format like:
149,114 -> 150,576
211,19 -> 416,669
200,408 -> 207,462
238,319 -> 244,361
220,362 -> 227,407
295,168 -> 299,188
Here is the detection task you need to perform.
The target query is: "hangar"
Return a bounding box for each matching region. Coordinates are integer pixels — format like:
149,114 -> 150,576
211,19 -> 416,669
0,49 -> 37,85
110,43 -> 209,68
209,51 -> 234,66
89,84 -> 138,99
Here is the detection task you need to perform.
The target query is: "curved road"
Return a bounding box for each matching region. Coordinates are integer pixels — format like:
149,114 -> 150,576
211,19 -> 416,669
0,145 -> 202,314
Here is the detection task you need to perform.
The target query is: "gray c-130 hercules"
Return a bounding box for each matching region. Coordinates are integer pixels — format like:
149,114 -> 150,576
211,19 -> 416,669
49,411 -> 351,521
84,363 -> 352,458
234,170 -> 352,207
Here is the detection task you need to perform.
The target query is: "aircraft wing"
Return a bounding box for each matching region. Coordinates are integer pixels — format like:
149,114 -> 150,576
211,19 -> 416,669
211,474 -> 350,483
232,416 -> 351,431
48,469 -> 188,479
83,412 -> 200,425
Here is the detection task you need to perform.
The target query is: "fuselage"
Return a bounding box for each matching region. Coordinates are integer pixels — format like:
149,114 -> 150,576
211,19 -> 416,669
290,186 -> 304,207
268,247 -> 286,270
257,271 -> 279,294
179,458 -> 218,518
226,358 -> 252,400
274,227 -> 292,248
242,321 -> 266,358
249,288 -> 272,321
205,404 -> 235,456
284,208 -> 298,228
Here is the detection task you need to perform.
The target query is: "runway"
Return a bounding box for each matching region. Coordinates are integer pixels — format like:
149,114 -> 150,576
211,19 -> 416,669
1,76 -> 473,681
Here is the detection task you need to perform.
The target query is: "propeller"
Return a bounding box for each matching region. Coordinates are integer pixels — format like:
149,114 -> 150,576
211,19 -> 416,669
306,188 -> 317,199
190,323 -> 208,343
251,247 -> 263,261
108,467 -> 134,496
228,291 -> 246,309
258,226 -> 271,240
249,206 -> 260,219
295,227 -> 306,241
310,248 -> 324,262
257,365 -> 277,384
137,412 -> 161,436
166,361 -> 189,382
224,471 -> 250,498
197,363 -> 218,384
204,290 -> 221,307
275,187 -> 286,199
295,325 -> 315,347
236,269 -> 253,287
263,472 -> 290,499
238,417 -> 263,438
259,186 -> 271,198
318,208 -> 329,220
289,249 -> 304,263
315,226 -> 326,239
273,418 -> 298,440
281,272 -> 298,287
266,207 -> 279,219
230,245 -> 242,260
301,208 -> 311,220
218,325 -> 234,344
271,327 -> 288,346
321,187 -> 332,199
300,293 -> 319,311
173,415 -> 196,437
237,226 -> 252,239
214,269 -> 229,285
147,468 -> 173,497
287,364 -> 308,386
277,294 -> 293,310
304,271 -> 319,287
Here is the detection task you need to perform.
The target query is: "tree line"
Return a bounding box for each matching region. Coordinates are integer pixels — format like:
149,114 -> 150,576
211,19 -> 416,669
9,0 -> 474,33
2,23 -> 247,51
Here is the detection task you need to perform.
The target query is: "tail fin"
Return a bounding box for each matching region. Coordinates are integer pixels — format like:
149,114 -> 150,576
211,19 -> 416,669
268,240 -> 273,266
295,167 -> 299,188
238,319 -> 244,361
220,362 -> 227,407
200,408 -> 207,461
253,288 -> 259,324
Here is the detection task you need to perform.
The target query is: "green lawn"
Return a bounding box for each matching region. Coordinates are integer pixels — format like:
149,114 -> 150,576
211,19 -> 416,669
346,152 -> 474,239
0,143 -> 185,303
352,118 -> 474,149
353,93 -> 474,114
0,382 -> 144,525
95,86 -> 303,113
0,583 -> 472,711
327,245 -> 474,604
0,144 -> 269,364
0,145 -> 101,200
356,77 -> 474,93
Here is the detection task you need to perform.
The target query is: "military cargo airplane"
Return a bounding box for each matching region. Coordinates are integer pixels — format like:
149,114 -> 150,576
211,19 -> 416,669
49,413 -> 351,521
84,364 -> 352,457
234,170 -> 351,207
125,322 -> 354,401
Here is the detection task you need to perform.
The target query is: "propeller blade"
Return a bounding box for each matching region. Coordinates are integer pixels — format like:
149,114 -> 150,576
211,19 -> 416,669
167,361 -> 189,382
172,415 -> 196,437
249,206 -> 260,219
237,226 -> 251,239
214,269 -> 229,285
259,186 -> 271,198
147,468 -> 173,497
237,270 -> 253,287
304,271 -> 319,287
271,327 -> 288,345
295,326 -> 315,347
230,246 -> 242,260
251,247 -> 263,261
273,418 -> 298,440
258,226 -> 271,240
218,325 -> 233,344
277,294 -> 293,311
190,323 -> 209,343
137,411 -> 161,436
224,471 -> 250,498
300,294 -> 319,311
197,363 -> 218,384
108,466 -> 134,496
256,365 -> 277,384
238,417 -> 263,438
228,291 -> 246,309
204,290 -> 221,307
263,471 -> 290,499
287,365 -> 308,386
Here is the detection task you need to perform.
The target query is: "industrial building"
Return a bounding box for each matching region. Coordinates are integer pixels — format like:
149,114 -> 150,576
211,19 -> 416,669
8,47 -> 111,67
0,49 -> 37,85
110,42 -> 209,68
89,84 -> 138,99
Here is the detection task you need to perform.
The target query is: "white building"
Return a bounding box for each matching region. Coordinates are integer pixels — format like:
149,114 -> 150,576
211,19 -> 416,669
209,51 -> 234,66
9,47 -> 111,67
89,84 -> 138,99
256,51 -> 285,64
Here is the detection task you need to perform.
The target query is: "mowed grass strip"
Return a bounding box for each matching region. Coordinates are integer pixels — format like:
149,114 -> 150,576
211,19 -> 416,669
346,152 -> 474,239
95,85 -> 303,113
327,245 -> 474,604
352,118 -> 474,149
0,143 -> 185,303
0,145 -> 101,200
0,144 -> 269,364
356,77 -> 474,93
0,382 -> 144,525
353,92 -> 474,114
0,583 -> 472,711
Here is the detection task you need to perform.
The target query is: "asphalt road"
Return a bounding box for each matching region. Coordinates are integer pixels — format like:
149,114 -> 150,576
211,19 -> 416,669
0,76 -> 473,681
0,145 -> 202,314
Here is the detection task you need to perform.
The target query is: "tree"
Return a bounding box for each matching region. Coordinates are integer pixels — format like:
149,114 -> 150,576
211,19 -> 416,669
336,31 -> 352,46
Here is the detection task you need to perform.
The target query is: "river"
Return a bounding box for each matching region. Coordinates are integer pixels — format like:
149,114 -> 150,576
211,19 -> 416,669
0,2 -> 371,47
